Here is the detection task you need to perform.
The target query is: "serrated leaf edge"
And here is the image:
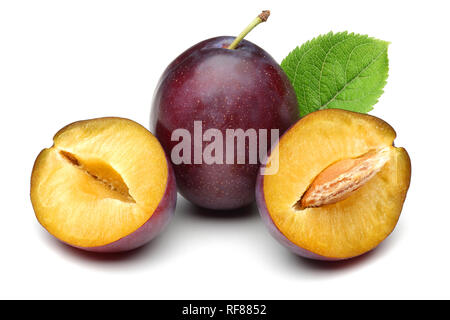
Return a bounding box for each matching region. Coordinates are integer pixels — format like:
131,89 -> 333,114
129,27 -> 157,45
281,31 -> 390,115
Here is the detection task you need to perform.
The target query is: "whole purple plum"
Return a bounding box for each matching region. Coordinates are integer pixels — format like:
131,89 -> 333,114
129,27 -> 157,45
151,36 -> 299,210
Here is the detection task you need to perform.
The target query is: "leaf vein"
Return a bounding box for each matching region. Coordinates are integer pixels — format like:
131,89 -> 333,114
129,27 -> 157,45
320,48 -> 386,110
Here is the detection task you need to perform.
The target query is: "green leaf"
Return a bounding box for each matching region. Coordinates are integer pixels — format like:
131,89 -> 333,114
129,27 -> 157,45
281,32 -> 389,116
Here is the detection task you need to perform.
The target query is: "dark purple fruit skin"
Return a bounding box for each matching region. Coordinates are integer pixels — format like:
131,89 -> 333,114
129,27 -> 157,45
151,36 -> 299,210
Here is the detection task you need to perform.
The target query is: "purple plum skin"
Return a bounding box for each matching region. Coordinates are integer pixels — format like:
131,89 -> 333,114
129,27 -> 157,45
69,158 -> 177,253
151,36 -> 299,210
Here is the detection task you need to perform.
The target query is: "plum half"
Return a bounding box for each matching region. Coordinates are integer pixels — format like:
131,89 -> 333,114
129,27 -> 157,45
30,117 -> 176,252
256,109 -> 411,260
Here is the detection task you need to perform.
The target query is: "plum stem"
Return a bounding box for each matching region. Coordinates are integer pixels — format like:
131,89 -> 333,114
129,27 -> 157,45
227,10 -> 270,50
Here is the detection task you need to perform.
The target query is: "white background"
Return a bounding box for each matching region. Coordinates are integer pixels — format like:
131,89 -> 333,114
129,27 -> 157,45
1,0 -> 449,299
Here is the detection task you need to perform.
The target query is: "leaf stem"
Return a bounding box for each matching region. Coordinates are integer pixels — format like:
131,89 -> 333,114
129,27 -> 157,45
227,10 -> 270,50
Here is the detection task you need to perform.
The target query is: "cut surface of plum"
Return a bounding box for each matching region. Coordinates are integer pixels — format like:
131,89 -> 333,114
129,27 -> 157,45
257,109 -> 411,260
31,117 -> 174,250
